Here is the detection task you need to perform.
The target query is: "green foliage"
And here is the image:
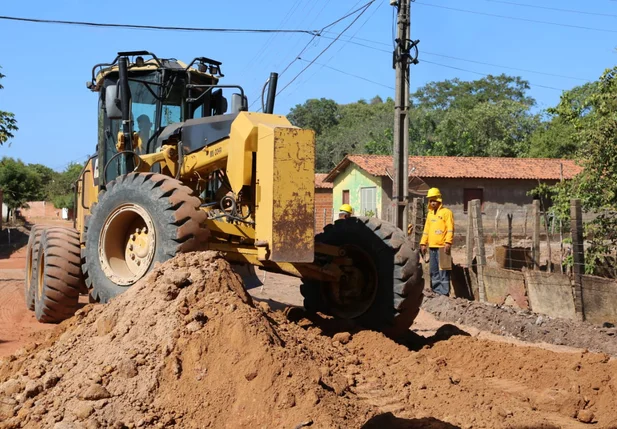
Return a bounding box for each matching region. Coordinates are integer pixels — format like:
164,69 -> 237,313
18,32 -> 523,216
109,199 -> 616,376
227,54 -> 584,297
0,158 -> 83,212
411,74 -> 542,157
287,98 -> 340,136
45,163 -> 83,209
426,100 -> 541,157
0,158 -> 41,213
28,164 -> 56,200
412,74 -> 535,110
0,66 -> 18,145
539,66 -> 617,274
287,74 -> 583,171
289,97 -> 396,172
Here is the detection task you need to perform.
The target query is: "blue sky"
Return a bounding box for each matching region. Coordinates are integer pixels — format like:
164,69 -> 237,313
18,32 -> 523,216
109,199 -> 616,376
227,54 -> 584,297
0,0 -> 615,171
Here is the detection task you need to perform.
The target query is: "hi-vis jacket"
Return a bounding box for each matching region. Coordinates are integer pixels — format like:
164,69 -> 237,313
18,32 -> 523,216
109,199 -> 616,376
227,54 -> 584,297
420,205 -> 454,247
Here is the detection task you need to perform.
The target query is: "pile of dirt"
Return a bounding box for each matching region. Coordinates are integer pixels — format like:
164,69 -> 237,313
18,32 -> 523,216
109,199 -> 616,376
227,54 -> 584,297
2,251 -> 617,428
0,252 -> 373,429
343,329 -> 617,428
421,294 -> 617,356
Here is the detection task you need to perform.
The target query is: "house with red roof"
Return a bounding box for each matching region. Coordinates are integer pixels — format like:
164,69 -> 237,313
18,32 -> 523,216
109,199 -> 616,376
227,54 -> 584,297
323,155 -> 582,233
314,173 -> 333,232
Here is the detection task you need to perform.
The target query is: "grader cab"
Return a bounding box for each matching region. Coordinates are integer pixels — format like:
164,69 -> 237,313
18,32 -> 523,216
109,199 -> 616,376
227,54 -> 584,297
23,51 -> 424,338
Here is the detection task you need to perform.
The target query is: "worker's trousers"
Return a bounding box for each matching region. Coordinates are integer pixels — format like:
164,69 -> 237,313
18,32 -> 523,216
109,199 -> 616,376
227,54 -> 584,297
429,247 -> 451,296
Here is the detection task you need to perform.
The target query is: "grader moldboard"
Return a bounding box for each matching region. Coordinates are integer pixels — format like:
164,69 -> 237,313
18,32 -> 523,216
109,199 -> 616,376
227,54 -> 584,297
23,51 -> 424,338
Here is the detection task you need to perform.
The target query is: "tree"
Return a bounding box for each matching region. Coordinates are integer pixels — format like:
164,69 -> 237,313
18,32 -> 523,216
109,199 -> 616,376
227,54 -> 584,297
430,100 -> 542,157
29,163 -> 56,200
410,74 -> 540,157
287,98 -> 340,136
525,82 -> 598,159
313,98 -> 395,171
0,66 -> 18,145
47,163 -> 83,210
412,74 -> 535,111
0,157 -> 41,220
542,66 -> 617,273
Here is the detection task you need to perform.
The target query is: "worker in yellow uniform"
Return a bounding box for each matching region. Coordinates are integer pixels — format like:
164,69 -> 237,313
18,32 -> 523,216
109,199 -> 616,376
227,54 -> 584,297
420,188 -> 454,295
338,204 -> 353,220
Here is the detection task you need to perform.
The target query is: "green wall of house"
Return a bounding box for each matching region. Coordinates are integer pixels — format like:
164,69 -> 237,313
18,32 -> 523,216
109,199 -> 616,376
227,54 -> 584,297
332,164 -> 383,217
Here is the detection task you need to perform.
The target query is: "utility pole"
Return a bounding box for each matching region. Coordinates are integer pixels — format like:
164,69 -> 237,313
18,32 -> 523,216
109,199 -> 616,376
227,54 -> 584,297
391,0 -> 419,232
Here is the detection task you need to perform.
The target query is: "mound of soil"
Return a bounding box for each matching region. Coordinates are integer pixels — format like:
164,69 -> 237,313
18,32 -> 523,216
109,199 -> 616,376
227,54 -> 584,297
421,294 -> 617,356
1,251 -> 617,429
0,252 -> 373,429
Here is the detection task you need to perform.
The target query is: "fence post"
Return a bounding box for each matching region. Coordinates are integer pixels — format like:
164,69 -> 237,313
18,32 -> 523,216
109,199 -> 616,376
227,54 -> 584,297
543,210 -> 553,273
410,197 -> 424,250
523,206 -> 528,241
466,204 -> 474,268
560,162 -> 565,273
570,199 -> 585,321
471,199 -> 486,302
494,209 -> 501,257
507,213 -> 513,270
532,200 -> 541,270
323,208 -> 326,231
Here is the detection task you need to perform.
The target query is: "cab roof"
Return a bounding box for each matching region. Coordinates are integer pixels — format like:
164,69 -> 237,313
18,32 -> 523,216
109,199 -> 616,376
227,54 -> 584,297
90,55 -> 220,91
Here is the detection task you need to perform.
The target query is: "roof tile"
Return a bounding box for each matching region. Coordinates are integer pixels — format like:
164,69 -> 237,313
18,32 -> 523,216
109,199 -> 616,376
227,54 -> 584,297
326,155 -> 582,181
315,173 -> 333,189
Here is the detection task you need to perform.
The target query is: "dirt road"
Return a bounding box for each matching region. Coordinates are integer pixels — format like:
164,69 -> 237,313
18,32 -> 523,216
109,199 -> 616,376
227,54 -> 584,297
1,227 -> 616,428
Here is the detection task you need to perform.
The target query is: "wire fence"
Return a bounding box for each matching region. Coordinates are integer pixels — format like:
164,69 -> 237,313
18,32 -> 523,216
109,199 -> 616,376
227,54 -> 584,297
411,197 -> 617,324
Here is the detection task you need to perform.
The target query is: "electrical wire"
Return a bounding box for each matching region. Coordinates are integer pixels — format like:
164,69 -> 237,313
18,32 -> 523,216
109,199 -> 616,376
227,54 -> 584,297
420,59 -> 567,91
299,1 -> 385,94
317,33 -> 571,91
322,32 -> 590,82
413,2 -> 617,34
248,0 -> 375,110
297,58 -> 394,89
479,0 -> 617,18
275,0 -> 376,98
0,15 -> 320,34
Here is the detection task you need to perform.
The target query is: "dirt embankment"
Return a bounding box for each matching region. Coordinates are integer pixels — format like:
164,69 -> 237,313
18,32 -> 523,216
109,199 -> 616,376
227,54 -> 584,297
0,251 -> 616,429
422,294 -> 617,357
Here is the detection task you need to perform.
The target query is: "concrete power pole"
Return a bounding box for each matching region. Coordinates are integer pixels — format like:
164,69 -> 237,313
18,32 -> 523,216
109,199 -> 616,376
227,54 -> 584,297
391,0 -> 419,232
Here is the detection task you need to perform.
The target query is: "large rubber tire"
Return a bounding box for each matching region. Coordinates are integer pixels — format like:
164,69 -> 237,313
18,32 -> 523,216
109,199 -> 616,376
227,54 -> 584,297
82,173 -> 208,303
300,217 -> 424,339
34,227 -> 85,323
24,226 -> 44,310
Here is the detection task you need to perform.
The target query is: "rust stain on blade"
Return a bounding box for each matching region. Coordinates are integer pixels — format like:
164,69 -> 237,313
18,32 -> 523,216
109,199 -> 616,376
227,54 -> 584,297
270,127 -> 315,263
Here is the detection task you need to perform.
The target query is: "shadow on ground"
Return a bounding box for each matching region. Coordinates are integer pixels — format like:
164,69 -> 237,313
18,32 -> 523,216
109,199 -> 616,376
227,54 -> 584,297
0,225 -> 31,259
362,412 -> 460,428
276,304 -> 471,350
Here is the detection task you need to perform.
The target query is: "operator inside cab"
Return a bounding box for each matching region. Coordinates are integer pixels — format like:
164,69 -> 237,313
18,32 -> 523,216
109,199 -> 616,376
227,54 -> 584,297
339,204 -> 353,220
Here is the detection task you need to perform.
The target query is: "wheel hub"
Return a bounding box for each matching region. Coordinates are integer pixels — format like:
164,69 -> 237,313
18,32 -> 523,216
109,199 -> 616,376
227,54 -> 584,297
99,204 -> 156,286
326,245 -> 378,319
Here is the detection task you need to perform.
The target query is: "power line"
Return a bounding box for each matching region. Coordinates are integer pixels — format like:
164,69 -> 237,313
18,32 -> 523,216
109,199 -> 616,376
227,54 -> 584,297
480,0 -> 617,18
320,33 -> 589,82
321,1 -> 377,31
318,34 -> 567,91
248,0 -> 376,109
420,59 -> 567,91
297,58 -> 394,90
0,15 -> 320,35
276,1 -> 376,98
297,1 -> 385,97
414,2 -> 617,34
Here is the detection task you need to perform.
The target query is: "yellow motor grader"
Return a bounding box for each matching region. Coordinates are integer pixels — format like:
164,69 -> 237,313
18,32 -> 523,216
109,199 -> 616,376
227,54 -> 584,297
23,51 -> 424,338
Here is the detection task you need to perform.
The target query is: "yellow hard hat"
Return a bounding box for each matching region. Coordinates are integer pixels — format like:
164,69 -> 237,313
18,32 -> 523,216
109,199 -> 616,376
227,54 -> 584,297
339,204 -> 353,214
426,187 -> 442,201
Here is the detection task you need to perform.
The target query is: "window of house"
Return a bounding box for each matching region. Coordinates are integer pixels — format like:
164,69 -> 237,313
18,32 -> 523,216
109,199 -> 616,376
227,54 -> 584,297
342,190 -> 350,204
360,187 -> 377,217
464,188 -> 484,213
